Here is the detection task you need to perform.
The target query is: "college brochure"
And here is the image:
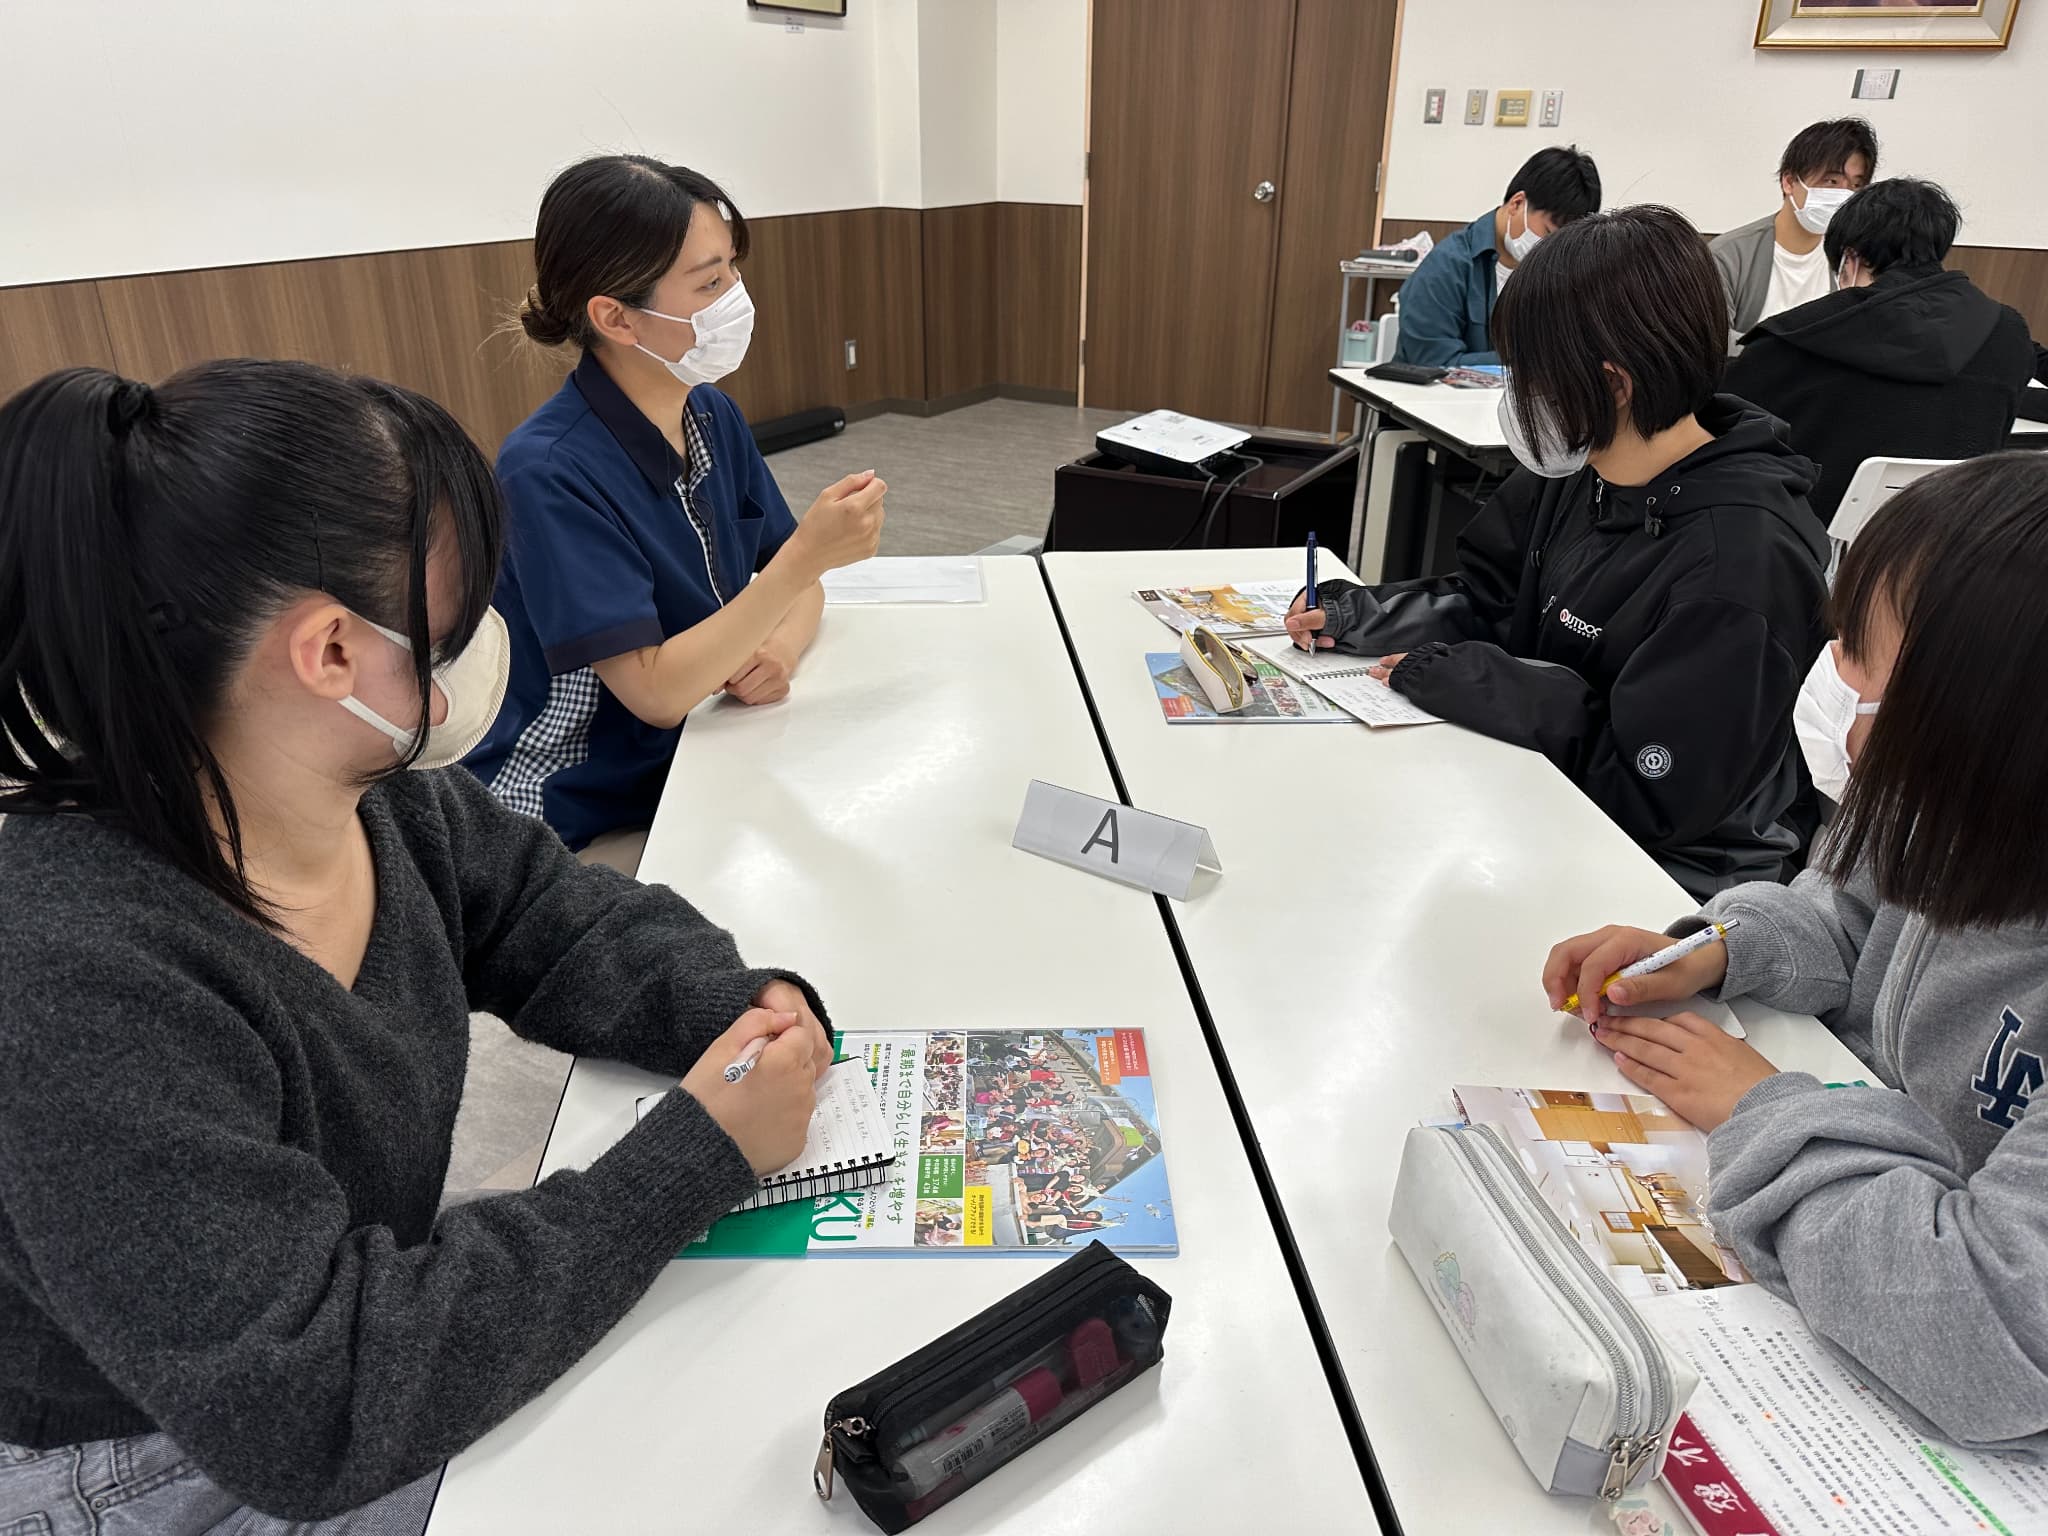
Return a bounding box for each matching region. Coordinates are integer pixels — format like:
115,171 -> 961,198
1146,652 -> 1351,724
1133,581 -> 1299,639
679,1029 -> 1177,1258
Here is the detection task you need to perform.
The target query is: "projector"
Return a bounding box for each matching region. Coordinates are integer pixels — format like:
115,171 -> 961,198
1095,410 -> 1251,479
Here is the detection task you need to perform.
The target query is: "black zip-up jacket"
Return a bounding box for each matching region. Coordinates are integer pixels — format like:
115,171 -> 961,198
1726,266 -> 2036,523
1317,396 -> 1830,896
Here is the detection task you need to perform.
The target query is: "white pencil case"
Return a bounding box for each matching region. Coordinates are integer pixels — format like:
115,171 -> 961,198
1388,1123 -> 1698,1501
1177,625 -> 1249,713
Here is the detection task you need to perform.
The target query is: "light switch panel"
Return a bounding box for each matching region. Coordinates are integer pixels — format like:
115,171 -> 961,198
1424,87 -> 1446,124
1539,89 -> 1564,127
1495,89 -> 1532,127
1464,88 -> 1487,126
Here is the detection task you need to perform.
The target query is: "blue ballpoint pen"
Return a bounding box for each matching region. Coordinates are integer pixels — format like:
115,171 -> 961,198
1301,531 -> 1319,649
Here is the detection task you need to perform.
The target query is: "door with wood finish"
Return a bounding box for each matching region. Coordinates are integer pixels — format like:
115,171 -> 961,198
1084,0 -> 1296,423
1261,0 -> 1399,432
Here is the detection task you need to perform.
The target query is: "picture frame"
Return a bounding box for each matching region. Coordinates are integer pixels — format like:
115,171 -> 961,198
748,0 -> 848,16
1756,0 -> 2021,48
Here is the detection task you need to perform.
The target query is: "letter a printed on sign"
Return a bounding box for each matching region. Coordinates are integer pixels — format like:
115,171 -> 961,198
1013,780 -> 1219,900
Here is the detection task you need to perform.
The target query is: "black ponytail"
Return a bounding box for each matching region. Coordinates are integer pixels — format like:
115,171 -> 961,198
0,360 -> 504,925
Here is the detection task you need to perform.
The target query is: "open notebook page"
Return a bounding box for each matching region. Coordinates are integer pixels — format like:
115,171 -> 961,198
1243,635 -> 1442,729
637,1059 -> 895,1212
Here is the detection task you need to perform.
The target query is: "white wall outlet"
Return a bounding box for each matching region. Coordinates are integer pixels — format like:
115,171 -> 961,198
844,339 -> 858,369
1539,89 -> 1564,128
1852,67 -> 1899,100
1464,89 -> 1487,126
1424,88 -> 1446,124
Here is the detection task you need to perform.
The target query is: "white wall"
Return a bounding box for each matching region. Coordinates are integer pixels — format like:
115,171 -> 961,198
916,0 -> 999,206
0,0 -> 1088,286
995,0 -> 1089,204
874,0 -> 928,208
1383,0 -> 2046,249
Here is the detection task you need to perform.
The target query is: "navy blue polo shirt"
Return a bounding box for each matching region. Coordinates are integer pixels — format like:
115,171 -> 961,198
466,353 -> 797,848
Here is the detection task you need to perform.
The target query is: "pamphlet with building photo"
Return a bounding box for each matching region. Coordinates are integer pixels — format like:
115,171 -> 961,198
1451,1085 -> 1750,1297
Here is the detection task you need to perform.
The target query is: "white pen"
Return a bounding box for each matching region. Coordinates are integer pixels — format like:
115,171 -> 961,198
1563,919 -> 1740,1014
723,1036 -> 770,1084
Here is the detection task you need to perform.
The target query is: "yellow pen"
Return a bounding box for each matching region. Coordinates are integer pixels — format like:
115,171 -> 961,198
1563,919 -> 1739,1014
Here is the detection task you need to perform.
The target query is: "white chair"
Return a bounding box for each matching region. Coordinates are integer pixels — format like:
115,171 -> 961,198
1827,456 -> 1957,584
1372,294 -> 1401,364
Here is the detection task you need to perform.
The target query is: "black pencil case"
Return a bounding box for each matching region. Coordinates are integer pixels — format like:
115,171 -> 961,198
814,1241 -> 1171,1532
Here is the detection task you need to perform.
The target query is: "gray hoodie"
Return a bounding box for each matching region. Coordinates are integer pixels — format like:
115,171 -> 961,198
1688,864 -> 2048,1455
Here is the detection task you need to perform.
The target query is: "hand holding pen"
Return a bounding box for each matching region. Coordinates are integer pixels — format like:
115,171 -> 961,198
1542,921 -> 1737,1024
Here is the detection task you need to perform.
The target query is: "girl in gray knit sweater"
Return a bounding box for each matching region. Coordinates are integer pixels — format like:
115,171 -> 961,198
1545,452 -> 2048,1457
0,362 -> 832,1532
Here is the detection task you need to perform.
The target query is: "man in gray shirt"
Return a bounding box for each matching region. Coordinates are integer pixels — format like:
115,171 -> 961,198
1709,119 -> 1877,353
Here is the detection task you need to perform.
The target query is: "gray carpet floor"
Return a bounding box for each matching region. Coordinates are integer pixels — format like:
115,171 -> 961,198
770,397 -> 1127,555
442,398 -> 1127,1201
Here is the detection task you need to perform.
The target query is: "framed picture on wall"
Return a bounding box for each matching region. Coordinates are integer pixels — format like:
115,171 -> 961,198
1757,0 -> 2022,48
748,0 -> 848,15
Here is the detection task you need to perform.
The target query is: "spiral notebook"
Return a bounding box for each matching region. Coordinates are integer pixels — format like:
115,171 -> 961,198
637,1060 -> 897,1213
1243,635 -> 1442,728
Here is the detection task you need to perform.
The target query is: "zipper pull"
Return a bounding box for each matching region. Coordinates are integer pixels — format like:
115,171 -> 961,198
815,1415 -> 868,1501
1599,1434 -> 1661,1500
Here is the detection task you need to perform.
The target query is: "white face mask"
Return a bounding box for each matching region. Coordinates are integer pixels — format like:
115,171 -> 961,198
1498,387 -> 1589,479
1503,201 -> 1542,264
635,277 -> 756,388
1793,641 -> 1879,803
1792,180 -> 1853,236
339,608 -> 511,771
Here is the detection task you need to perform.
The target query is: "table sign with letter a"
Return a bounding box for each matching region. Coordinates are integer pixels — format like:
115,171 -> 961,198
1012,780 -> 1221,901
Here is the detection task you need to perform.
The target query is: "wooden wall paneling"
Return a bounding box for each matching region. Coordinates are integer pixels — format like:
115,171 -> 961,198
1947,245 -> 2048,340
0,280 -> 118,403
385,239 -> 567,456
837,207 -> 926,406
1261,0 -> 1399,432
1085,0 -> 1296,423
996,203 -> 1082,396
717,212 -> 844,425
95,252 -> 424,392
922,204 -> 1000,402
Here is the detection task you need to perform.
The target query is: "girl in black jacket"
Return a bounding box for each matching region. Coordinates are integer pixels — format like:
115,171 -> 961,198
1291,206 -> 1831,896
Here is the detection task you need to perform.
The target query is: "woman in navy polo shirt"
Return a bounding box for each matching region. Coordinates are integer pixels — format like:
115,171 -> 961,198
468,154 -> 886,868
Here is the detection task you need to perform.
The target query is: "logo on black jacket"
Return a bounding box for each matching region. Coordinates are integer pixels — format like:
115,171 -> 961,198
1973,1007 -> 2043,1130
1557,607 -> 1603,640
1635,744 -> 1673,779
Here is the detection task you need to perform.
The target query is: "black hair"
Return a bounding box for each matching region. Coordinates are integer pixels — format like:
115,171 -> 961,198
1825,453 -> 2048,929
0,361 -> 504,925
1492,205 -> 1724,457
1824,177 -> 1960,275
1778,118 -> 1879,185
521,154 -> 750,349
1503,145 -> 1602,223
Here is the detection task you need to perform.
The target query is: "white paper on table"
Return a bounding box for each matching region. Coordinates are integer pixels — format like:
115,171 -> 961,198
1243,635 -> 1442,728
1643,1285 -> 2048,1534
820,557 -> 985,605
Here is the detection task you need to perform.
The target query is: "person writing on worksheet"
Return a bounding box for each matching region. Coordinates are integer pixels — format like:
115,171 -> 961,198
1288,207 -> 1830,897
1540,454 -> 2048,1456
466,154 -> 886,873
0,361 -> 830,1533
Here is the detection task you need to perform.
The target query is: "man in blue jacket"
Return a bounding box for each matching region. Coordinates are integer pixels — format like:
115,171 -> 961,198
1395,145 -> 1601,368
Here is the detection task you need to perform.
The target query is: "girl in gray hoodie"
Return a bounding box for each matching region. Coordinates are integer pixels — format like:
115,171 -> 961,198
1544,451 -> 2048,1457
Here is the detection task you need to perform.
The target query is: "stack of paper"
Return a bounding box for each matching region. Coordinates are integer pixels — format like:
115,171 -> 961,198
821,557 -> 985,605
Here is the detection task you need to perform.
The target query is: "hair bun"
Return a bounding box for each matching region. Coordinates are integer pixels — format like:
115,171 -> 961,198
106,379 -> 156,435
518,288 -> 575,347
